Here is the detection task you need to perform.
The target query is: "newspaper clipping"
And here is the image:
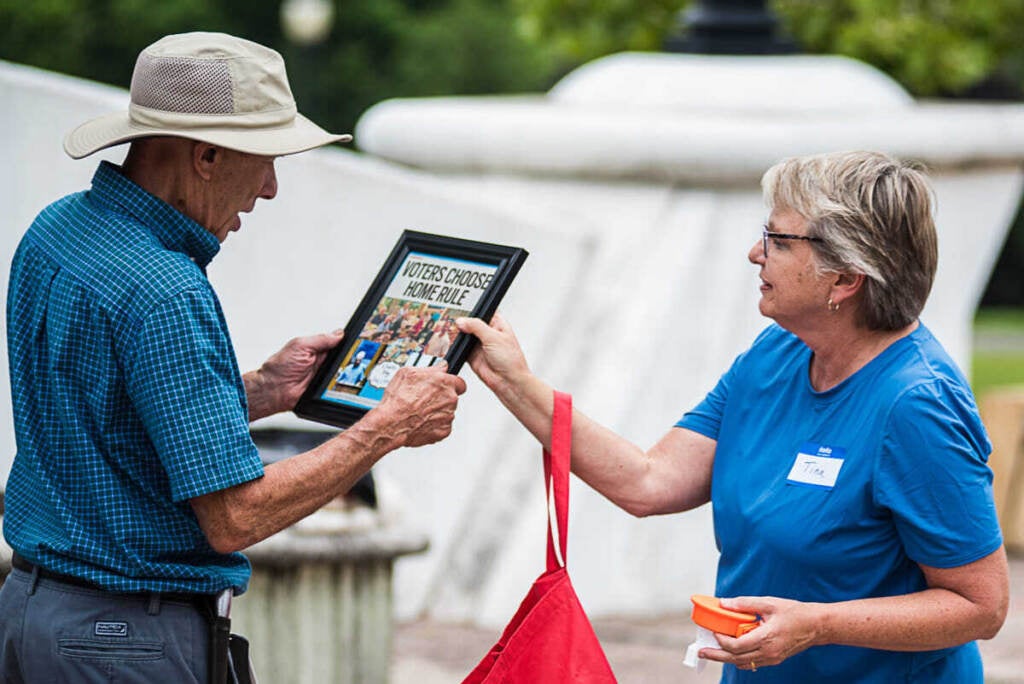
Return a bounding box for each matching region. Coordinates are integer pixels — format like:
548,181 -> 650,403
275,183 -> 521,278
320,251 -> 497,408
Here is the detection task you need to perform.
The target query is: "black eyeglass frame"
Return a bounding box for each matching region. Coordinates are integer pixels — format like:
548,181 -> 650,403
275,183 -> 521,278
762,228 -> 824,257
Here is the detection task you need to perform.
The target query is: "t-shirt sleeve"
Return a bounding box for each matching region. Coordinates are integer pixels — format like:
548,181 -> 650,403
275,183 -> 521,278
874,380 -> 1003,569
122,287 -> 264,502
675,325 -> 784,438
675,357 -> 738,439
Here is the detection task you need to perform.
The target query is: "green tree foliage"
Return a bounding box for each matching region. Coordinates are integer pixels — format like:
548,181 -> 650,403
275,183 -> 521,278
282,0 -> 558,137
774,0 -> 1024,97
0,0 -> 227,87
0,0 -> 558,134
513,0 -> 1024,98
515,0 -> 681,67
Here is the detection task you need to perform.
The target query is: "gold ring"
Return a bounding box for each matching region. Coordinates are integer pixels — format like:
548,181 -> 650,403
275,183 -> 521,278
751,661 -> 757,672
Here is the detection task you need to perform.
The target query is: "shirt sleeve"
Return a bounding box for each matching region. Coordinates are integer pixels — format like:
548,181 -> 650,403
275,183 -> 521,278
675,364 -> 733,439
122,286 -> 264,502
874,380 -> 1003,569
674,326 -> 780,438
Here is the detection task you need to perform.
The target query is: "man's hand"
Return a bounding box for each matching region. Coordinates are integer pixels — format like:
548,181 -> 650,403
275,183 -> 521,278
244,331 -> 343,421
367,362 -> 467,448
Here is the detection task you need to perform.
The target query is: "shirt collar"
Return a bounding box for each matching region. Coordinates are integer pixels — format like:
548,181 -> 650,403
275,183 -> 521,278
89,161 -> 221,269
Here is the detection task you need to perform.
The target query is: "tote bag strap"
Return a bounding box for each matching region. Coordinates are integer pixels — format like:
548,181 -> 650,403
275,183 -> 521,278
543,390 -> 572,572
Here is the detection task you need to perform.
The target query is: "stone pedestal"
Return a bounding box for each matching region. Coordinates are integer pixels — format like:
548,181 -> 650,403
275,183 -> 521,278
233,512 -> 427,684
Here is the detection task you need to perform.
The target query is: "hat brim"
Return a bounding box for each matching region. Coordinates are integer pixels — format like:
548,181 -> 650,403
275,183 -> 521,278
63,111 -> 351,159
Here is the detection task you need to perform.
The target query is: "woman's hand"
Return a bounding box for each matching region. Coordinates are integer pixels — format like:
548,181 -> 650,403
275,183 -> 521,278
455,313 -> 531,399
699,596 -> 823,672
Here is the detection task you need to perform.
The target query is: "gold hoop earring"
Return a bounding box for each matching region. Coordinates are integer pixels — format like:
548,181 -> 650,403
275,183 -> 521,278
828,298 -> 840,313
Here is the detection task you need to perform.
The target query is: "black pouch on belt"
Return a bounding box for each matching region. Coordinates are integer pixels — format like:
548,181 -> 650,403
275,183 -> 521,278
228,634 -> 257,684
208,589 -> 259,684
209,613 -> 232,684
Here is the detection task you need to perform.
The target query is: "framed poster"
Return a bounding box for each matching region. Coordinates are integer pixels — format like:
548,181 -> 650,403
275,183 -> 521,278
294,230 -> 529,429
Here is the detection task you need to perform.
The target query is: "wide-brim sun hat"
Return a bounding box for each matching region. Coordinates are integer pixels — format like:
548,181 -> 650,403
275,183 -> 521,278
64,31 -> 351,159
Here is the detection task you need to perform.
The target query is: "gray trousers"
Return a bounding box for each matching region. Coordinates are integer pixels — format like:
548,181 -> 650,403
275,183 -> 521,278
0,567 -> 210,683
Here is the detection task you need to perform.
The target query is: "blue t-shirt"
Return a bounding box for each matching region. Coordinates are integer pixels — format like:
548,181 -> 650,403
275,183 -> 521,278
4,161 -> 264,594
677,324 -> 1002,683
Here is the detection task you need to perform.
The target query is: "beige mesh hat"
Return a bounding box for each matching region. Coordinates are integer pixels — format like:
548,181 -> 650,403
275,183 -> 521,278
64,32 -> 351,159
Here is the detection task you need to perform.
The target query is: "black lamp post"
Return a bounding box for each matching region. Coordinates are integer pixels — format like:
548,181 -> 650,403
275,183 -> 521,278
665,0 -> 797,55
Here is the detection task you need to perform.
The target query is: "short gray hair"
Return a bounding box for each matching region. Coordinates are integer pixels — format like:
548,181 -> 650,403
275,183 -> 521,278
762,151 -> 938,331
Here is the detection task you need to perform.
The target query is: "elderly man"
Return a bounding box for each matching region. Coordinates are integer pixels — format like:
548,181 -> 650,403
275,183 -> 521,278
0,32 -> 465,683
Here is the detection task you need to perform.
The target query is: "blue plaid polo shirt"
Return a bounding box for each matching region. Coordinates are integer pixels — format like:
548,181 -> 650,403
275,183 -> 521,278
4,161 -> 264,594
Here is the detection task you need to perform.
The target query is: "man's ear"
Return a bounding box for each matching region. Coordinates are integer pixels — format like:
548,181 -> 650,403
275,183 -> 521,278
193,142 -> 219,181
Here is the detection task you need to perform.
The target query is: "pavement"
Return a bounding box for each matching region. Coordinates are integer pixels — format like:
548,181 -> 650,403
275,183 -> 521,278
391,552 -> 1024,683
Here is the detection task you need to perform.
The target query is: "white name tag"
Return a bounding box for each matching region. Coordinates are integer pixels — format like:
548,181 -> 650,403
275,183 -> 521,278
786,442 -> 845,490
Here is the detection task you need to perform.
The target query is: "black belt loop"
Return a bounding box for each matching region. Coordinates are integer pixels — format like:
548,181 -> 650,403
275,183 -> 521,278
15,552 -> 40,596
147,592 -> 161,616
27,564 -> 40,596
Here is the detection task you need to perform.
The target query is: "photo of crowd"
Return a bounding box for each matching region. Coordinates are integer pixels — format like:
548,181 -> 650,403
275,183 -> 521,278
324,296 -> 469,397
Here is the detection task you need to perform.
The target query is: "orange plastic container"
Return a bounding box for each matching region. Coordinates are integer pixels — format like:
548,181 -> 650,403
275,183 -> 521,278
690,595 -> 760,637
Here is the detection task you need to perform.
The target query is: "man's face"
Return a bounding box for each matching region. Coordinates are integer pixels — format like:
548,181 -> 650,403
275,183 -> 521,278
202,149 -> 278,242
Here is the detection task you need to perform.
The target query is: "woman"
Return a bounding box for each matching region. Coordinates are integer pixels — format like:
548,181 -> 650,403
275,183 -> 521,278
456,151 -> 1009,682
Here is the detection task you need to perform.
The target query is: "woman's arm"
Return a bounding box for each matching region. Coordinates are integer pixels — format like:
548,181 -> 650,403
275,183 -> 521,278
703,546 -> 1010,670
457,314 -> 715,516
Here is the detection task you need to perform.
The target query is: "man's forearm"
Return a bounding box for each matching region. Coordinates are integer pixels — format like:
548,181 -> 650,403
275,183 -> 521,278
201,363 -> 463,552
191,408 -> 404,553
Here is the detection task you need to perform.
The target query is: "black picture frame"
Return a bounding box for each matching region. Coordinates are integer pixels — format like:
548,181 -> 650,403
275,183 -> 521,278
294,230 -> 529,429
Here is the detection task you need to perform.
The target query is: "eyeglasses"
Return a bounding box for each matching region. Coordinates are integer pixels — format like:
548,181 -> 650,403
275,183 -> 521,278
762,227 -> 823,257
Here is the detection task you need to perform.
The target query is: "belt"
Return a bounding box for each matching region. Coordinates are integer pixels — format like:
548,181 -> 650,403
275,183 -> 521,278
11,552 -> 214,610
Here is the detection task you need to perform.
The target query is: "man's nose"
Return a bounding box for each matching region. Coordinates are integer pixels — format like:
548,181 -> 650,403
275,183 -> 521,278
261,165 -> 278,200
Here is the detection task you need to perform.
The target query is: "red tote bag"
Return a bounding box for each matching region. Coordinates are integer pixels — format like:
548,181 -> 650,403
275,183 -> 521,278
462,391 -> 618,684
